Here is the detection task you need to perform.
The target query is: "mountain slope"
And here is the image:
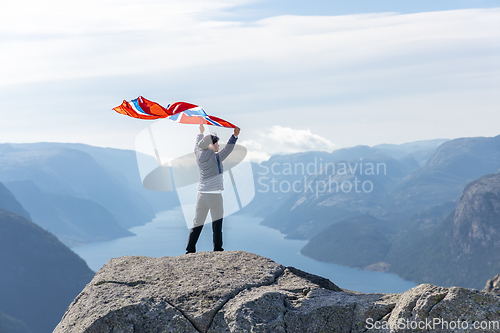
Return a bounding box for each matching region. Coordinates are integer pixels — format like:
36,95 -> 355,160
387,173 -> 500,289
0,143 -> 157,232
447,173 -> 500,287
391,135 -> 500,211
0,181 -> 30,220
6,180 -> 134,246
259,151 -> 420,239
301,215 -> 391,268
0,209 -> 95,333
301,172 -> 500,289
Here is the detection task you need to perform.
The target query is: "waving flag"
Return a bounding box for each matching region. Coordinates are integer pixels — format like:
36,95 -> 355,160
113,96 -> 235,128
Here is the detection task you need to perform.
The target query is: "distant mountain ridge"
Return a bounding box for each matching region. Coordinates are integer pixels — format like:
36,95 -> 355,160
244,134 -> 500,289
23,142 -> 180,212
6,180 -> 134,246
373,138 -> 449,164
0,144 -> 154,227
249,135 -> 500,239
391,135 -> 500,211
0,143 -> 180,246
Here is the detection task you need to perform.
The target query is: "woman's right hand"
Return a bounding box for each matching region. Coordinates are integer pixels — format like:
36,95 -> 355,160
200,124 -> 205,133
234,126 -> 240,137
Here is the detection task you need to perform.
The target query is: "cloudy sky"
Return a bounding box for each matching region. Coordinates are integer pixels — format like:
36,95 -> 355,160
1,0 -> 499,160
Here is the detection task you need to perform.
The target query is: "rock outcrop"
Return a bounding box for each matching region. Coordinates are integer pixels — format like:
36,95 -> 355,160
445,173 -> 500,288
55,251 -> 500,333
483,273 -> 500,296
452,173 -> 500,256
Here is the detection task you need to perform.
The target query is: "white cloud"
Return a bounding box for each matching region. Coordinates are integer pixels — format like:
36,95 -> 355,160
0,0 -> 254,34
1,3 -> 498,86
0,0 -> 258,85
241,126 -> 336,162
0,3 -> 498,150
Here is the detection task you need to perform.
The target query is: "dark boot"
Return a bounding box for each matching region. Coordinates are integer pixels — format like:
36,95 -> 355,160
212,218 -> 224,251
186,225 -> 203,254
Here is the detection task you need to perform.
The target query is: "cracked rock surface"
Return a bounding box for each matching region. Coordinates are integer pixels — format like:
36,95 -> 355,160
483,273 -> 500,296
54,251 -> 500,333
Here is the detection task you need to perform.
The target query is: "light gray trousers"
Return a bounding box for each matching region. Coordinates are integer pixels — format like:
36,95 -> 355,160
186,192 -> 224,253
193,192 -> 223,227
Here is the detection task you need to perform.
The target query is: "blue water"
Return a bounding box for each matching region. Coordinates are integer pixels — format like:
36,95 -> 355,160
72,209 -> 416,294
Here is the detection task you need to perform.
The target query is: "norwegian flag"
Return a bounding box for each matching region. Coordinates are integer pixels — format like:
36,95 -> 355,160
113,96 -> 235,128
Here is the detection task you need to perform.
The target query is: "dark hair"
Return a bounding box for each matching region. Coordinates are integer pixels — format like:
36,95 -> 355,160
198,134 -> 219,150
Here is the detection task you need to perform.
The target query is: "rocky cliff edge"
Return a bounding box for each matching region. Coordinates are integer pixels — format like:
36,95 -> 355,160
54,251 -> 500,333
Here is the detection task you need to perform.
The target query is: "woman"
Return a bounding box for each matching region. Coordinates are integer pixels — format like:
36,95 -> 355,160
186,123 -> 240,253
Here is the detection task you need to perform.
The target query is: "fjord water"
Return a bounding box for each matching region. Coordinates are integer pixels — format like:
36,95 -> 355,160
72,209 -> 416,294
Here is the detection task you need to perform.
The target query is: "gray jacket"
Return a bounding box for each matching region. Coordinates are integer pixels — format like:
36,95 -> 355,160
195,134 -> 238,191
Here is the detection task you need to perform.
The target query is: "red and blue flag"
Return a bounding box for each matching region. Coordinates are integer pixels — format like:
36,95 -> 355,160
113,96 -> 235,128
